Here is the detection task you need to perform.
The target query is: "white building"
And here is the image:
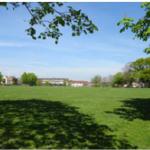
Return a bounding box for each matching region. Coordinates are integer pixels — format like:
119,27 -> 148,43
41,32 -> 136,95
38,78 -> 69,86
132,82 -> 144,88
2,76 -> 17,85
70,80 -> 89,87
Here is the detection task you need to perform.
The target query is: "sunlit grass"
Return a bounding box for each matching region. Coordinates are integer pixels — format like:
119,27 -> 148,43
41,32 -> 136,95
0,86 -> 149,148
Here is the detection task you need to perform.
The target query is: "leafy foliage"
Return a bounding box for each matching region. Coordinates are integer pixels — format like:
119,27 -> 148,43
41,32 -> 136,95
21,72 -> 28,84
112,72 -> 125,87
21,72 -> 37,86
112,57 -> 150,87
0,2 -> 98,44
129,57 -> 150,87
117,2 -> 150,54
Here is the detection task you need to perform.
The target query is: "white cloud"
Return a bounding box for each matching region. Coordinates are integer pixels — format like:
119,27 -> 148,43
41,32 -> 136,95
0,40 -> 47,48
0,41 -> 27,48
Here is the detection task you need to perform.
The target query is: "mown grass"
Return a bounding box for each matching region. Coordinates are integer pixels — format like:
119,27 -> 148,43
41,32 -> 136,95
0,86 -> 149,148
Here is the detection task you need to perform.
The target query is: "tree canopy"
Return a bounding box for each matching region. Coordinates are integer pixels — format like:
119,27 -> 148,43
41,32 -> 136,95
129,57 -> 150,87
21,72 -> 37,86
112,57 -> 150,87
0,2 -> 98,44
117,2 -> 150,54
112,72 -> 125,87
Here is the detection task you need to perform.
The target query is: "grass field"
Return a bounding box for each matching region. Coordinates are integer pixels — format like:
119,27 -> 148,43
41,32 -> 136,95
0,86 -> 149,149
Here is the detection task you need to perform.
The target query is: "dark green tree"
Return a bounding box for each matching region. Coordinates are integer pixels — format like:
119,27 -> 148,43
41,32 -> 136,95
0,2 -> 98,44
91,75 -> 101,87
117,2 -> 150,54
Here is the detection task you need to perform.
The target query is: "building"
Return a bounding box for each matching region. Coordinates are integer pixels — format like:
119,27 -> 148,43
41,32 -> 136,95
38,78 -> 69,86
2,76 -> 18,85
70,80 -> 89,87
132,82 -> 145,88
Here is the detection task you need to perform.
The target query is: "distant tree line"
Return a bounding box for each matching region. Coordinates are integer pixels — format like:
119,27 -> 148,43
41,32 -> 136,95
112,57 -> 150,88
91,57 -> 150,88
91,75 -> 113,87
1,57 -> 150,87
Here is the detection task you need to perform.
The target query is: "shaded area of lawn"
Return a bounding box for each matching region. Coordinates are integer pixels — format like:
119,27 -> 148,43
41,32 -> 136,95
0,99 -> 136,149
107,98 -> 150,121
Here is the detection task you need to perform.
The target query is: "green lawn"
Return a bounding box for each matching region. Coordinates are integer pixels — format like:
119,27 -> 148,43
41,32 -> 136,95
0,86 -> 149,149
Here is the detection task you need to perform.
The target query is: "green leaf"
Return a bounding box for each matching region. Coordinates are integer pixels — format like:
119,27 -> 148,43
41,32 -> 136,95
2,2 -> 98,44
72,33 -> 75,36
144,47 -> 150,54
56,16 -> 65,26
71,25 -> 76,30
0,2 -> 7,7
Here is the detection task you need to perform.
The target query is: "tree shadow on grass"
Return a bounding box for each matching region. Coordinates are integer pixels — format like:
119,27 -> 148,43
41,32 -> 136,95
0,99 -> 137,149
107,98 -> 150,121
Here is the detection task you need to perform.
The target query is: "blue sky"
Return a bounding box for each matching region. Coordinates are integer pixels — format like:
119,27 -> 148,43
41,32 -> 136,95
0,2 -> 148,80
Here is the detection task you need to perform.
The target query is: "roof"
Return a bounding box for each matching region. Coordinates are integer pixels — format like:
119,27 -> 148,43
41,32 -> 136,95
3,76 -> 17,80
38,78 -> 69,80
